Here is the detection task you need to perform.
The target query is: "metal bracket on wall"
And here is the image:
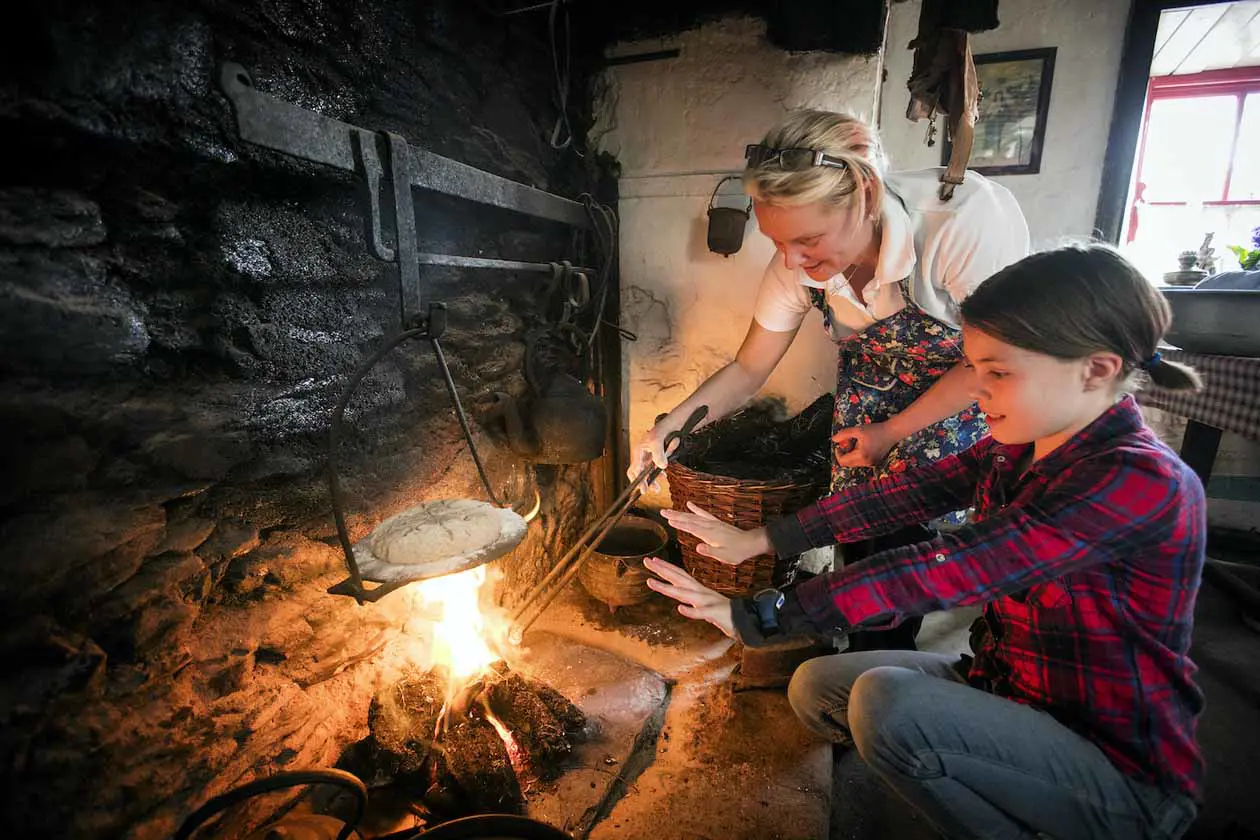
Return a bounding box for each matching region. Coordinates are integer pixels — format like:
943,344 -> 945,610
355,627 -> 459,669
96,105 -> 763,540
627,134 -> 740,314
218,61 -> 593,328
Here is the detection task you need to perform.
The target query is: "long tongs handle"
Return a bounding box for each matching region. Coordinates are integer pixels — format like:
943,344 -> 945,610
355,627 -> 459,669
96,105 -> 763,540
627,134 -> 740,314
506,404 -> 709,644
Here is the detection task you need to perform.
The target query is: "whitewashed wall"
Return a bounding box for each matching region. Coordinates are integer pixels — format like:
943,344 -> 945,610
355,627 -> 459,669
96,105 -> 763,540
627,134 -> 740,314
879,0 -> 1132,248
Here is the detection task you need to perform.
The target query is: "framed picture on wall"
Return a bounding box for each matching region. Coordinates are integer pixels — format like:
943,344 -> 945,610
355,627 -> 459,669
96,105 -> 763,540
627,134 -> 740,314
943,47 -> 1057,176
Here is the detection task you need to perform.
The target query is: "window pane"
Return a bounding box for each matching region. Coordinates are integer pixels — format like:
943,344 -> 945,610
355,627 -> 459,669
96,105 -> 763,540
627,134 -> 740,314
1140,95 -> 1237,202
1228,93 -> 1260,201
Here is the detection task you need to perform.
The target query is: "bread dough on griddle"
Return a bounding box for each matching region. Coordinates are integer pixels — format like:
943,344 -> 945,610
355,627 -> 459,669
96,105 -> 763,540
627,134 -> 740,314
370,499 -> 523,575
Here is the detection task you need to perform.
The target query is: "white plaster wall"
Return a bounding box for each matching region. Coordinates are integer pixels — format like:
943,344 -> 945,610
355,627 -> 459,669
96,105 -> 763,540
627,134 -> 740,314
594,17 -> 882,504
878,0 -> 1133,248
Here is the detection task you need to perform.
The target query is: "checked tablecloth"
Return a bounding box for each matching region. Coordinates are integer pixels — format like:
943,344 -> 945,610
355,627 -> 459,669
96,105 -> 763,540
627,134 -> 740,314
1138,350 -> 1260,442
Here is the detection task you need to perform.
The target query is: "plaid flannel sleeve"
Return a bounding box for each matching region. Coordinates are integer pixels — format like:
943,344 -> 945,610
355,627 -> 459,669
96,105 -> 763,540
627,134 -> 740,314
786,450 -> 1197,633
767,439 -> 991,558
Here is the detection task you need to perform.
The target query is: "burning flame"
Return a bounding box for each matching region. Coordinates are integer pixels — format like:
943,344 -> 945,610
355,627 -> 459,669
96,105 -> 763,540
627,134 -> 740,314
407,563 -> 519,762
412,564 -> 501,689
483,699 -> 524,772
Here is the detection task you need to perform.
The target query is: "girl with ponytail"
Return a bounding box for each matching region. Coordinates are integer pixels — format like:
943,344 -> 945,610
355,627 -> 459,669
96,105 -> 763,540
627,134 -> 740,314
652,244 -> 1206,840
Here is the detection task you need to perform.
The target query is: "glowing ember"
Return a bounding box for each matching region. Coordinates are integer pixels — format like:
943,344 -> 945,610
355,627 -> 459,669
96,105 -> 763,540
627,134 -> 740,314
483,699 -> 525,772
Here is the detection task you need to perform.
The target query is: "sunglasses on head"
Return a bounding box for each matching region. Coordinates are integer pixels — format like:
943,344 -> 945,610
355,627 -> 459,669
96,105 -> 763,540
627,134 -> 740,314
744,144 -> 848,171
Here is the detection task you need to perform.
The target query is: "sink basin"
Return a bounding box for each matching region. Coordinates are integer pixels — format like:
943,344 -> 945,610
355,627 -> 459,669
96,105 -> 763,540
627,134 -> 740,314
1161,289 -> 1260,357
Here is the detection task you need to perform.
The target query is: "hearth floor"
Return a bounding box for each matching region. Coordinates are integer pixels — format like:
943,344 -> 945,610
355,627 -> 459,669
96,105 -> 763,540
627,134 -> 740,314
516,584 -> 832,840
350,581 -> 979,839
508,552 -> 1260,840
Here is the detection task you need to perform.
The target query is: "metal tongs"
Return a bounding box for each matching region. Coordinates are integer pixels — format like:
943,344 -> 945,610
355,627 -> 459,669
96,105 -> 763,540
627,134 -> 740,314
507,404 -> 709,644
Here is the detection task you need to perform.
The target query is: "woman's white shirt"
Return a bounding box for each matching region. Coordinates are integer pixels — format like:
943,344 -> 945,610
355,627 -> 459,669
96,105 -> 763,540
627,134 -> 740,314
751,168 -> 1030,341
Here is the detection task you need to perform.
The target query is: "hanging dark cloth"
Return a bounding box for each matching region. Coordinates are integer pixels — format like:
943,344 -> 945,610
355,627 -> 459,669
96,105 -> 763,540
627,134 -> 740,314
904,0 -> 1000,200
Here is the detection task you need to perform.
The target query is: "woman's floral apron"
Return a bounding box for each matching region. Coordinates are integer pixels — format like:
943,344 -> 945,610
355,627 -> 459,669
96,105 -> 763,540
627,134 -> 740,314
809,280 -> 986,522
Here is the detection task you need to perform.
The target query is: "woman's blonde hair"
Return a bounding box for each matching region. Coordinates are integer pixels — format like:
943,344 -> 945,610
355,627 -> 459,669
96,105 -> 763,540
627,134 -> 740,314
743,109 -> 888,221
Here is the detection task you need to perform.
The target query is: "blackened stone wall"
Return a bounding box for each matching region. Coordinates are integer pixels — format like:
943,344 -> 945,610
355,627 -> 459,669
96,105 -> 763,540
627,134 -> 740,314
0,1 -> 613,836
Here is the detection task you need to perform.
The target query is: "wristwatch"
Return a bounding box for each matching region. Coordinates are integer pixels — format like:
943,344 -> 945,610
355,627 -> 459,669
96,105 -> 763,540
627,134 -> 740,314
752,587 -> 786,636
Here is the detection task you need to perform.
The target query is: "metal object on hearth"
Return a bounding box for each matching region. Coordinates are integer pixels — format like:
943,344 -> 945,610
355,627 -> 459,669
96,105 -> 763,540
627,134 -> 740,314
217,62 -> 608,604
489,261 -> 609,465
173,768 -> 571,840
507,405 -> 709,645
173,769 -> 367,840
412,814 -> 572,839
577,514 -> 669,611
322,313 -> 525,604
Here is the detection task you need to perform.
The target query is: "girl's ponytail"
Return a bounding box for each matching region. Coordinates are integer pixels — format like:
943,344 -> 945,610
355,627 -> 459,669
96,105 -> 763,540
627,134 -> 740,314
1144,353 -> 1203,392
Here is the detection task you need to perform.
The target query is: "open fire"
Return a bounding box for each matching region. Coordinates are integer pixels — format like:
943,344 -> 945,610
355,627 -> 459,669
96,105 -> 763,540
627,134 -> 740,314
481,698 -> 526,774
408,565 -> 506,736
350,561 -> 588,820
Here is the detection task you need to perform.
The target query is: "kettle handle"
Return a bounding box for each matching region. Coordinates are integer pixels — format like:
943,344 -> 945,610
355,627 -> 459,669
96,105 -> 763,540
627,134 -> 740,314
172,769 -> 368,840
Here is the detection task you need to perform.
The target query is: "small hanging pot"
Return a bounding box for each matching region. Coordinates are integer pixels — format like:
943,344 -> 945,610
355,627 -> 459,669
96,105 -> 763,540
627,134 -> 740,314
706,175 -> 752,257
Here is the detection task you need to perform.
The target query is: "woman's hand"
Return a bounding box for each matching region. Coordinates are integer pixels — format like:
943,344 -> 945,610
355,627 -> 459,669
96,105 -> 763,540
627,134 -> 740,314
660,503 -> 771,565
643,557 -> 735,638
626,323 -> 802,485
832,421 -> 897,468
627,420 -> 679,489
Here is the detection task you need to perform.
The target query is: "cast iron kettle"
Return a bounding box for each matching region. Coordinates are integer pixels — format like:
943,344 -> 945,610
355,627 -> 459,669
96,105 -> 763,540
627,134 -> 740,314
490,341 -> 606,465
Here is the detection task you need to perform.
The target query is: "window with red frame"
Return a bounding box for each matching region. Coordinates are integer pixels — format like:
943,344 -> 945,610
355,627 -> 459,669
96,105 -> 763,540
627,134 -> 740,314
1127,66 -> 1260,243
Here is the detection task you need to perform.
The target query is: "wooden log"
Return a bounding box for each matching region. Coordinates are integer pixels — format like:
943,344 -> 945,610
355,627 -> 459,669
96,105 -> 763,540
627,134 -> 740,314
429,712 -> 524,815
366,667 -> 523,815
366,670 -> 446,788
531,679 -> 588,736
364,664 -> 588,815
485,672 -> 585,781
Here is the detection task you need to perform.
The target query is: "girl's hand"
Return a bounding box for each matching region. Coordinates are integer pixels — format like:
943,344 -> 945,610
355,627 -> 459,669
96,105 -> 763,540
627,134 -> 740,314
643,556 -> 735,638
832,421 -> 897,468
660,503 -> 771,565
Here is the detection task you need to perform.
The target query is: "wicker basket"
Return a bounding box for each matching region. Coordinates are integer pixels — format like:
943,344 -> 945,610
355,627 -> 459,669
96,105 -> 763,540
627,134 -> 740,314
666,462 -> 828,596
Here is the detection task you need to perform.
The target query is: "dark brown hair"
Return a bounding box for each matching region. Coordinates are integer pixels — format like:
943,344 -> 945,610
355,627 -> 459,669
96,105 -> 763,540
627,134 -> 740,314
960,244 -> 1201,392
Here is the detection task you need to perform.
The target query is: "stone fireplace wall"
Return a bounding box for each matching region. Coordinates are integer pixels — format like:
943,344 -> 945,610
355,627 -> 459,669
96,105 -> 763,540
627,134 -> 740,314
0,1 -> 613,836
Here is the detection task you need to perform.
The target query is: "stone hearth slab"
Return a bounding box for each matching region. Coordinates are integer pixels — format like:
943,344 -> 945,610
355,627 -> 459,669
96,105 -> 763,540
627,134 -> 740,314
503,629 -> 670,835
515,583 -> 831,840
588,675 -> 831,840
520,579 -> 736,680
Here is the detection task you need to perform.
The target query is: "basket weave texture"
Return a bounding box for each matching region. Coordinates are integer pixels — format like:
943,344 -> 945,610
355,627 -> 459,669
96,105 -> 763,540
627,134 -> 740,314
666,462 -> 828,596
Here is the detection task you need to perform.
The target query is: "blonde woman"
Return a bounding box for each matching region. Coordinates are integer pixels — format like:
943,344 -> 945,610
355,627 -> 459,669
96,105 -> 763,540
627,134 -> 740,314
632,110 -> 1029,651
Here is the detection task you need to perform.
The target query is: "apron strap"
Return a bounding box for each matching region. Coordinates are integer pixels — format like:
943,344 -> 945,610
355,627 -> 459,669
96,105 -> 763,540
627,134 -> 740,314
897,276 -> 914,308
883,183 -> 918,309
